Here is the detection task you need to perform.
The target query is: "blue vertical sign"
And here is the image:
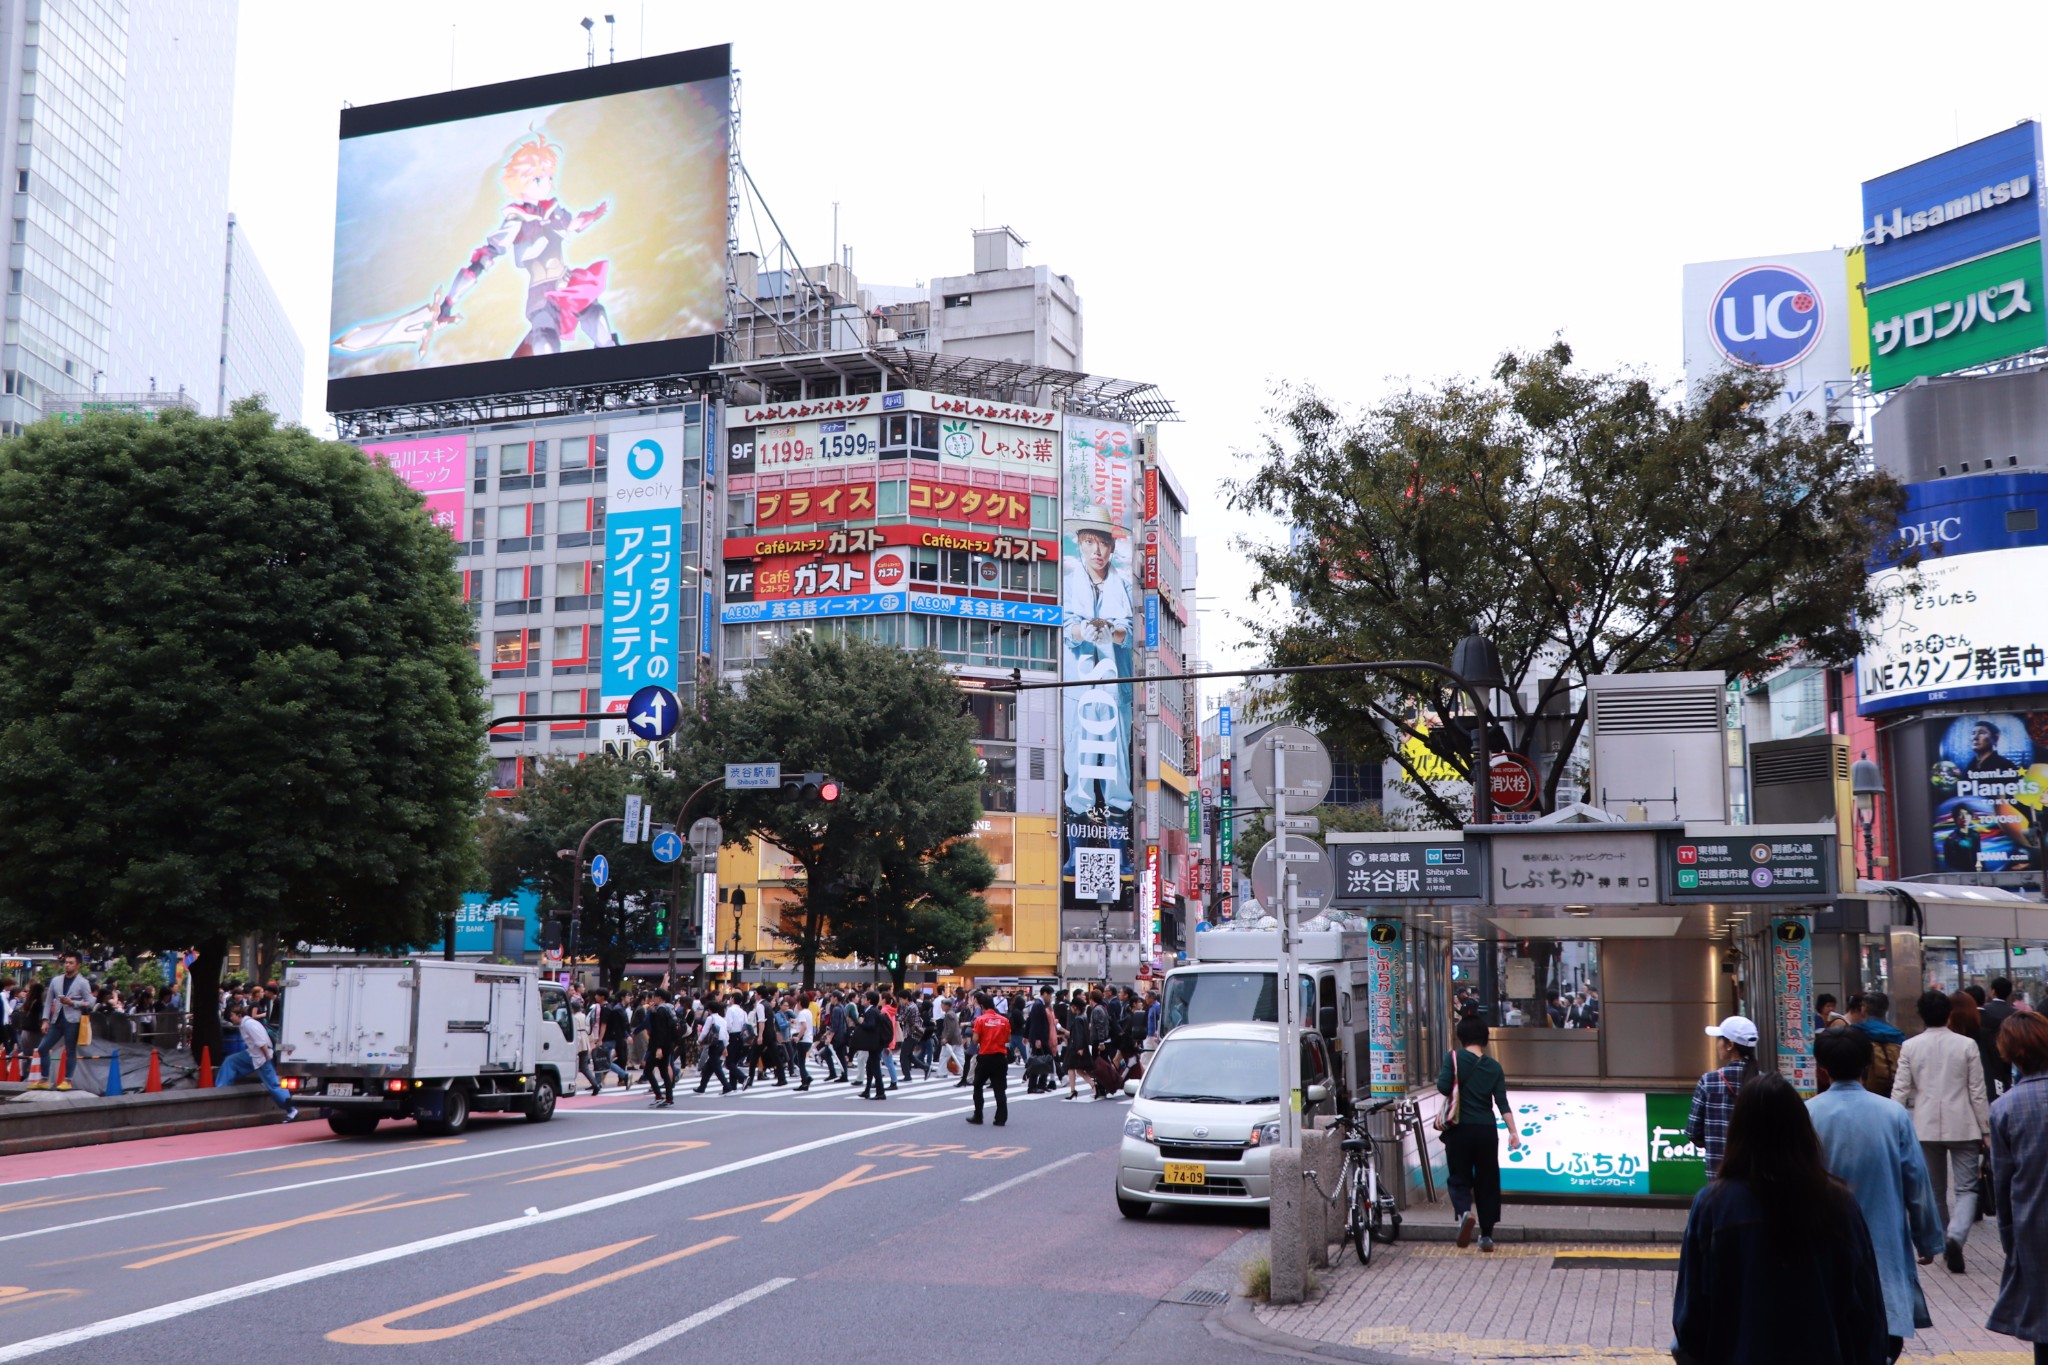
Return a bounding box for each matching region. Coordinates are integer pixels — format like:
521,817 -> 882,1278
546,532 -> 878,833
1771,915 -> 1816,1097
701,589 -> 714,657
1366,920 -> 1408,1096
603,425 -> 685,701
1144,593 -> 1159,650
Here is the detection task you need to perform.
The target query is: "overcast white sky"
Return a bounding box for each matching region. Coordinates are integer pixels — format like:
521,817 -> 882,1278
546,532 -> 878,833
230,0 -> 2048,673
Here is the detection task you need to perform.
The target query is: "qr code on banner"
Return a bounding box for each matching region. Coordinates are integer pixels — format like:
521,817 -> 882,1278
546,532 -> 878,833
1074,848 -> 1121,901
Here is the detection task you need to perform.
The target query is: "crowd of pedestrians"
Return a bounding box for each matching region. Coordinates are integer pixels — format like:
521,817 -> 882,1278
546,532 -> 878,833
1671,998 -> 2048,1364
541,980 -> 1161,1128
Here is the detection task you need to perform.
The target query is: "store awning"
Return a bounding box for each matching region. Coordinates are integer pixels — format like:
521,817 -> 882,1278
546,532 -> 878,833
1835,880 -> 2048,938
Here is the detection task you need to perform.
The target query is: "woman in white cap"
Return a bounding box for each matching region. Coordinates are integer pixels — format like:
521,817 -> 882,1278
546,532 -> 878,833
1686,1015 -> 1760,1177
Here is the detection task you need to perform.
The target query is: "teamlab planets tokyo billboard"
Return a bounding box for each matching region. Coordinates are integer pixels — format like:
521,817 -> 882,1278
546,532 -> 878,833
327,46 -> 730,411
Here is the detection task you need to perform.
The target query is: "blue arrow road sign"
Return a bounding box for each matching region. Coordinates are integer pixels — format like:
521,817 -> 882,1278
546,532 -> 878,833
651,830 -> 683,864
590,854 -> 610,889
626,685 -> 680,741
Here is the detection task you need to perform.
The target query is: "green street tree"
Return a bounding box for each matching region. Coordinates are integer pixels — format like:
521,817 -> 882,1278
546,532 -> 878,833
479,753 -> 689,987
0,403 -> 486,1059
824,837 -> 996,990
1225,345 -> 1905,825
1232,802 -> 1394,873
694,635 -> 988,988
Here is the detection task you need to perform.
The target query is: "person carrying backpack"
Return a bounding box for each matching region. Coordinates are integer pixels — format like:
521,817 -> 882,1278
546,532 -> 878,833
1853,992 -> 1907,1098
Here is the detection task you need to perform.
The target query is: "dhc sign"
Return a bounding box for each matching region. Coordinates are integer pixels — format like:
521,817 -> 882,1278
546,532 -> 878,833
1709,264 -> 1824,370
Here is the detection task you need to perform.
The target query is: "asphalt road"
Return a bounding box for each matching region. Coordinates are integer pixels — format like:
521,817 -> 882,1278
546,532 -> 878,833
0,1065 -> 1289,1363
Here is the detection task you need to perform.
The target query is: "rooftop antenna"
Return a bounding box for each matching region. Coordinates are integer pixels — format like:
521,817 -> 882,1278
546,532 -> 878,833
605,14 -> 616,63
581,16 -> 595,68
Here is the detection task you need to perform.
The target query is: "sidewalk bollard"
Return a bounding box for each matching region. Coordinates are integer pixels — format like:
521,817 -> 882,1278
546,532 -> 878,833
104,1046 -> 123,1097
145,1048 -> 163,1093
196,1047 -> 213,1089
1270,1144 -> 1308,1304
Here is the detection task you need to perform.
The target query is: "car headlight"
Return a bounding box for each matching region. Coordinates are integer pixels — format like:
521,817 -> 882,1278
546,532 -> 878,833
1249,1120 -> 1282,1147
1123,1116 -> 1154,1143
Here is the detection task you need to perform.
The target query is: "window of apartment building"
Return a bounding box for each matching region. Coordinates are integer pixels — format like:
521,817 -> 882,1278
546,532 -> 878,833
977,742 -> 1018,813
913,617 -> 1055,671
552,623 -> 599,673
880,412 -> 942,458
550,686 -> 596,734
497,501 -> 545,550
1031,494 -> 1057,533
469,507 -> 488,544
494,565 -> 543,615
962,692 -> 1016,742
559,436 -> 590,469
556,497 -> 604,546
999,557 -> 1057,593
726,492 -> 752,534
490,756 -> 523,795
491,628 -> 540,675
555,559 -> 603,611
489,690 -> 539,743
460,569 -> 482,603
560,434 -> 605,485
472,446 -> 490,491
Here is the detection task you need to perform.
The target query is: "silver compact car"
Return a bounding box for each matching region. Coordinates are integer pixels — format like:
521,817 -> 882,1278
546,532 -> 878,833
1115,1021 -> 1331,1217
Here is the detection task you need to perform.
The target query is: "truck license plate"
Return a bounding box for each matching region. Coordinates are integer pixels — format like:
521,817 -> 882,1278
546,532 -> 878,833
1162,1162 -> 1206,1186
326,1083 -> 355,1097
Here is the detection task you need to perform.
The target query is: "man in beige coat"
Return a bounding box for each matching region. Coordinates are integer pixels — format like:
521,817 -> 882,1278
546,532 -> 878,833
1893,989 -> 1990,1274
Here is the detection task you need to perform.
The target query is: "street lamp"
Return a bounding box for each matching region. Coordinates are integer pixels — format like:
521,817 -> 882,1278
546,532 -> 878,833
1851,753 -> 1886,882
1452,630 -> 1506,826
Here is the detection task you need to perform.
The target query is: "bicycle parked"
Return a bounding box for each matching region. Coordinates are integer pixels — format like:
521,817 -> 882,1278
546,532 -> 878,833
1329,1095 -> 1404,1265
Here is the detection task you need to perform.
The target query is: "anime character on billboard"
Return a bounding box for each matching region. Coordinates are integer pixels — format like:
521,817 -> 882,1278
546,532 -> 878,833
1060,505 -> 1134,817
332,132 -> 617,364
1928,713 -> 2048,872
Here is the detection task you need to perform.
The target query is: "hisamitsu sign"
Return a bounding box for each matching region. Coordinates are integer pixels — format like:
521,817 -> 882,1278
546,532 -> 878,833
1667,825 -> 1834,899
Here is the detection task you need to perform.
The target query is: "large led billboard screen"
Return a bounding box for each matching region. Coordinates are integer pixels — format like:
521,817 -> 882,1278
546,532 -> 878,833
1887,711 -> 2048,879
328,46 -> 729,413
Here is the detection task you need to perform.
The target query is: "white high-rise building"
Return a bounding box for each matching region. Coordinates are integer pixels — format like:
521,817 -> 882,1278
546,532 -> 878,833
0,0 -> 302,431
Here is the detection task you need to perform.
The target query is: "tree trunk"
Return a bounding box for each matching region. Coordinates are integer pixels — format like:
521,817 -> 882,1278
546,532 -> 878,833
188,934 -> 227,1066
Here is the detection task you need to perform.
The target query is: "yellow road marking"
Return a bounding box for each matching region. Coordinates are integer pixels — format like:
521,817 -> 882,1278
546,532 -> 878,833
509,1141 -> 712,1184
237,1139 -> 463,1174
1552,1249 -> 1678,1262
325,1235 -> 733,1345
38,1192 -> 469,1270
0,1188 -> 163,1215
688,1163 -> 930,1225
0,1285 -> 84,1314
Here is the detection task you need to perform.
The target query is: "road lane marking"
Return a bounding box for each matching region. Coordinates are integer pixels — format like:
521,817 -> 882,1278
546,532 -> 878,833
584,1277 -> 794,1364
235,1139 -> 464,1174
37,1193 -> 469,1270
0,1189 -> 163,1215
0,1104 -> 971,1360
0,1287 -> 83,1313
0,1118 -> 721,1246
960,1151 -> 1094,1203
510,1141 -> 712,1184
327,1236 -> 733,1345
688,1163 -> 931,1225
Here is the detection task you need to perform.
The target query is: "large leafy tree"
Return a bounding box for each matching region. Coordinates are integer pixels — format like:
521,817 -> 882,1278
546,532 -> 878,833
1232,803 -> 1394,874
1226,345 -> 1905,825
0,403 -> 486,1058
695,636 -> 989,987
479,754 -> 689,987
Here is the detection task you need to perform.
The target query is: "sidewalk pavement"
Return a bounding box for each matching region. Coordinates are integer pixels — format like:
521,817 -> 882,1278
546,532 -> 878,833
1227,1205 -> 2030,1363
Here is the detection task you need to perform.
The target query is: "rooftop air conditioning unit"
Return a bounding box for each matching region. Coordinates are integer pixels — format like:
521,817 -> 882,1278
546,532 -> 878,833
1585,671 -> 1728,822
1750,733 -> 1855,888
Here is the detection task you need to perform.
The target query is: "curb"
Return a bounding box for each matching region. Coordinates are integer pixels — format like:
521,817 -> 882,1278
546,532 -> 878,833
0,1087 -> 280,1156
1211,1293 -> 1442,1365
1400,1221 -> 1685,1245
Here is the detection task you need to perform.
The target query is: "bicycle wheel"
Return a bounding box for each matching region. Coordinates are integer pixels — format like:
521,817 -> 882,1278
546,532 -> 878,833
1367,1172 -> 1392,1244
1347,1160 -> 1372,1265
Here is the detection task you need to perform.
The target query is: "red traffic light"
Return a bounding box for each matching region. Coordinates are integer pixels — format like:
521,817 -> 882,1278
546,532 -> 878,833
818,779 -> 841,802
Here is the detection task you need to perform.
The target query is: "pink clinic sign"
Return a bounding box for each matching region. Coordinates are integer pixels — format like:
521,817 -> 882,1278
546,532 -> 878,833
362,435 -> 466,535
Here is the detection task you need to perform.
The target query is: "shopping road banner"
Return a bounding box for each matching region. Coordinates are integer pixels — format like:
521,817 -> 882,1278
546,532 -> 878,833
1365,920 -> 1407,1095
1499,1090 -> 1708,1198
1866,241 -> 2047,392
1772,916 -> 1817,1096
602,420 -> 687,700
361,433 -> 466,535
1061,415 -> 1138,908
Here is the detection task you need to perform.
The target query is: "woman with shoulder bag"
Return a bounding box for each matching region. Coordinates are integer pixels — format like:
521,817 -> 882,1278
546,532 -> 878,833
1437,1016 -> 1522,1252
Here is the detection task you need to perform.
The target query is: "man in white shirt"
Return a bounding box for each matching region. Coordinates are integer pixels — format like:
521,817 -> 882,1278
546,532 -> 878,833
692,994 -> 733,1096
724,995 -> 752,1092
787,996 -> 814,1091
217,1000 -> 297,1120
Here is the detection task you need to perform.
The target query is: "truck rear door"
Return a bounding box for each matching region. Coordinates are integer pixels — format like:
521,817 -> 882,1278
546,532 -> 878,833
487,977 -> 526,1069
349,967 -> 417,1068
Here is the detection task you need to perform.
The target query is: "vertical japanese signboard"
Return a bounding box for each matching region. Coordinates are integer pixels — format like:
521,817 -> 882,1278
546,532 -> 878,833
362,434 -> 466,535
1060,415 -> 1138,909
1772,916 -> 1817,1096
603,420 -> 687,704
1218,706 -> 1235,917
1366,920 -> 1407,1095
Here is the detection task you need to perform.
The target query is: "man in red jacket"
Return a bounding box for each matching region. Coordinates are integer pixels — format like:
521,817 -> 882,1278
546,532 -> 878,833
968,991 -> 1010,1127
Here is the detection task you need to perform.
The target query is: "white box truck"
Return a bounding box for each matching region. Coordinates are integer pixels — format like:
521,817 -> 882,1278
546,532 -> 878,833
1161,929 -> 1373,1111
275,958 -> 574,1137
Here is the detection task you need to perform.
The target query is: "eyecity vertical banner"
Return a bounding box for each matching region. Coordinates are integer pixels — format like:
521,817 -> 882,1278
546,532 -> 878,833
362,434 -> 466,535
1771,916 -> 1816,1096
1060,416 -> 1138,909
603,418 -> 688,707
1366,920 -> 1407,1095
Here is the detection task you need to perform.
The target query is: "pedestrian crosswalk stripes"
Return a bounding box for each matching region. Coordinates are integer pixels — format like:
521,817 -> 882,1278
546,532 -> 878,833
570,1062 -> 1097,1107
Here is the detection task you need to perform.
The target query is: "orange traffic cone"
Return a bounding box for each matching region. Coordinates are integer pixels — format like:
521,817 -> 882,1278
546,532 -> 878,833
0,1053 -> 15,1082
196,1047 -> 213,1089
53,1052 -> 67,1090
145,1048 -> 163,1093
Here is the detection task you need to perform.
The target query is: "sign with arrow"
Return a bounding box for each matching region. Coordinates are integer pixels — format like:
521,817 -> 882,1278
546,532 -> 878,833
650,830 -> 684,864
626,685 -> 680,742
590,854 -> 610,889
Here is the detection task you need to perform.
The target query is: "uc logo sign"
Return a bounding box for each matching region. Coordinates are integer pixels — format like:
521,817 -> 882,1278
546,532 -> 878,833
626,438 -> 665,480
1709,265 -> 1823,371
